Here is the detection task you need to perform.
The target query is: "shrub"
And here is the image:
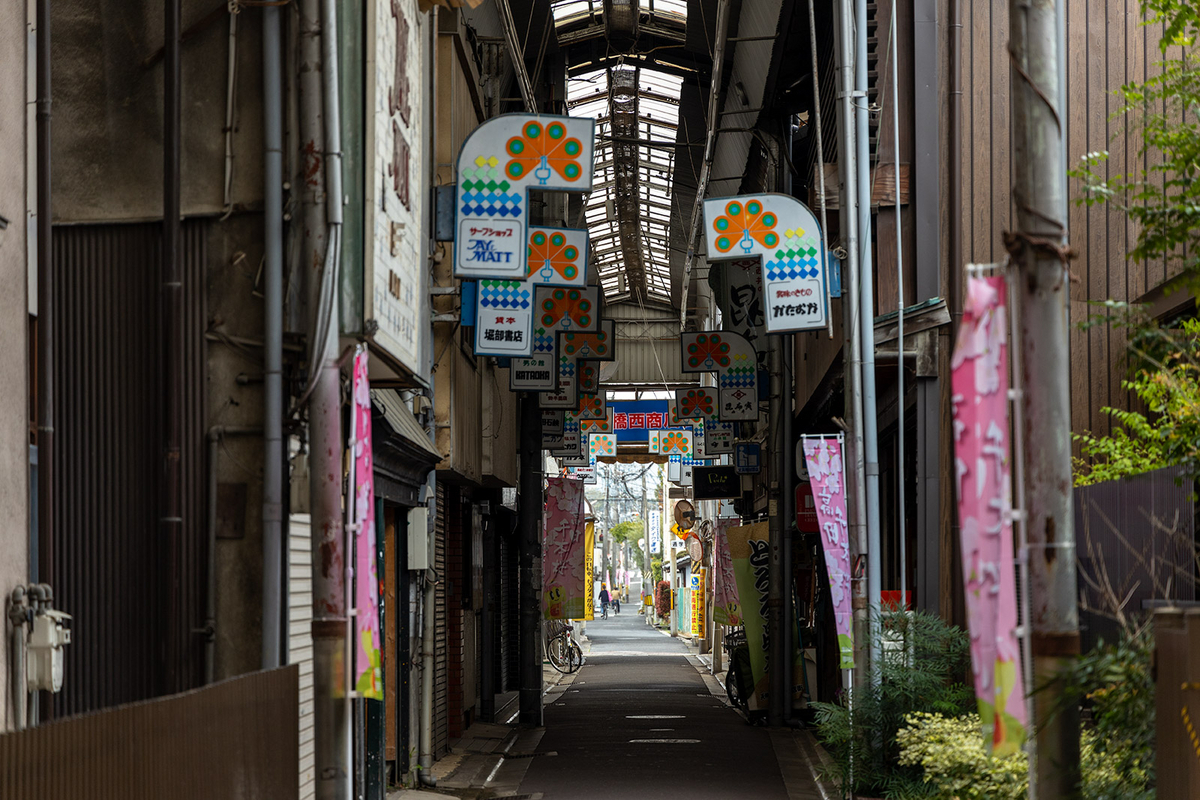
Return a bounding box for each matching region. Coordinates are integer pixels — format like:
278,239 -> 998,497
653,580 -> 671,618
896,713 -> 1028,800
811,610 -> 975,798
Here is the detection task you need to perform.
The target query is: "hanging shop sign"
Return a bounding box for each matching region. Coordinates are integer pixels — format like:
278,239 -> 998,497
802,435 -> 854,670
795,481 -> 819,534
734,442 -> 761,474
660,429 -> 693,457
350,350 -> 383,700
510,353 -> 556,392
532,285 -> 600,356
525,226 -> 589,287
455,114 -> 595,280
950,276 -> 1027,756
575,393 -> 608,421
577,360 -> 600,395
559,319 -> 616,361
473,279 -> 535,357
721,258 -> 767,371
704,421 -> 734,455
679,463 -> 694,486
728,521 -> 771,711
588,433 -> 616,459
648,508 -> 662,555
691,568 -> 705,637
540,357 -> 579,409
608,401 -> 670,443
550,429 -> 582,458
674,387 -> 720,421
712,519 -> 741,625
582,521 -> 596,620
541,409 -> 565,436
543,476 -> 589,619
541,431 -> 565,450
703,194 -> 829,334
561,450 -> 590,467
578,408 -> 615,435
693,465 -> 741,500
648,430 -> 662,454
679,331 -> 759,421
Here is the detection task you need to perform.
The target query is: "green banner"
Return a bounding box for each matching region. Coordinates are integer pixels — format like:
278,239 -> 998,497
728,522 -> 770,712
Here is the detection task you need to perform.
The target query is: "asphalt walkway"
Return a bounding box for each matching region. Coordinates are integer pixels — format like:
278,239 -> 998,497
518,606 -> 809,800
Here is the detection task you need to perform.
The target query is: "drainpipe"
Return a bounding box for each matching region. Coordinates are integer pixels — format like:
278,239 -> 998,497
35,0 -> 52,599
262,3 -> 285,671
418,7 -> 438,786
162,0 -> 184,698
854,0 -> 883,684
8,587 -> 29,729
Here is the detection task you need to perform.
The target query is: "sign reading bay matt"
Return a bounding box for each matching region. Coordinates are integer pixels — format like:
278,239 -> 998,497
455,114 -> 595,279
693,465 -> 741,499
703,194 -> 829,333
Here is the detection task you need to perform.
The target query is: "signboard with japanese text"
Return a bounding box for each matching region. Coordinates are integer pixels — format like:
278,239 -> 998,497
541,409 -> 565,435
702,421 -> 734,455
802,436 -> 854,669
550,429 -> 583,458
542,431 -> 565,450
540,357 -> 579,409
351,351 -> 383,699
680,331 -> 759,421
722,258 -> 767,371
542,477 -> 588,619
583,522 -> 596,620
951,276 -> 1027,756
455,115 -> 595,279
703,194 -> 829,333
361,0 -> 425,377
728,522 -> 770,710
735,442 -> 761,474
712,519 -> 741,625
648,508 -> 662,555
473,279 -> 534,356
609,401 -> 670,442
510,354 -> 556,391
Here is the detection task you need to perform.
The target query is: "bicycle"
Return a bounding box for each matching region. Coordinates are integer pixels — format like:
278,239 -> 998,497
544,619 -> 583,674
723,627 -> 753,712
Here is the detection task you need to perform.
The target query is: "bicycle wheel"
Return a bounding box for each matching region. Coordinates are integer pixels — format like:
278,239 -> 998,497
566,640 -> 583,674
547,635 -> 572,673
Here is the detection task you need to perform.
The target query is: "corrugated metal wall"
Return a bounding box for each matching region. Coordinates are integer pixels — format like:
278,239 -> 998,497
1075,465 -> 1196,652
433,483 -> 449,757
0,665 -> 298,800
50,221 -> 207,715
287,513 -> 317,798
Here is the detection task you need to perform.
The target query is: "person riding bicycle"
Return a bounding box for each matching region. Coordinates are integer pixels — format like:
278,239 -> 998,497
598,585 -> 611,619
612,590 -> 621,614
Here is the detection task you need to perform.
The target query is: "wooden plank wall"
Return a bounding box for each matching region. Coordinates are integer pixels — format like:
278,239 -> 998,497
960,0 -> 1172,442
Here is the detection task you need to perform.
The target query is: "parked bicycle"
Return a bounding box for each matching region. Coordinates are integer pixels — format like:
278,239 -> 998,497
723,627 -> 753,712
544,619 -> 583,674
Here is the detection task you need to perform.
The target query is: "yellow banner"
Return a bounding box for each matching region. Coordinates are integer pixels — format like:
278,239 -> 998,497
581,521 -> 595,621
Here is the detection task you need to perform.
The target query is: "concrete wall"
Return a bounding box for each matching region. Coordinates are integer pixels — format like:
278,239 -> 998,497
0,0 -> 31,733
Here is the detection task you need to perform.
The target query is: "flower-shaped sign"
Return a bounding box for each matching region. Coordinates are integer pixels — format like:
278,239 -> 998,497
577,361 -> 599,395
455,114 -> 595,280
537,286 -> 597,333
527,227 -> 588,286
559,319 -> 616,361
683,332 -> 732,370
661,430 -> 692,456
589,433 -> 616,458
576,394 -> 607,421
579,409 -> 614,433
703,193 -> 829,334
675,388 -> 718,420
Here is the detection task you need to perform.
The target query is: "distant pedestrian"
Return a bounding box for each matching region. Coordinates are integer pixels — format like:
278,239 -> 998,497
613,593 -> 621,614
599,585 -> 611,619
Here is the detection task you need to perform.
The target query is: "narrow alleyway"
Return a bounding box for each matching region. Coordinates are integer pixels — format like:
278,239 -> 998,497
514,598 -> 821,800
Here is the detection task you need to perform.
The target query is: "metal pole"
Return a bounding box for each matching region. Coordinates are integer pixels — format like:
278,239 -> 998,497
855,0 -> 883,682
767,336 -> 785,727
518,394 -> 543,725
302,0 -> 349,794
834,0 -> 868,683
35,0 -> 53,615
641,476 -> 649,607
1007,0 -> 1079,793
890,0 -> 907,611
162,0 -> 184,697
261,3 -> 285,671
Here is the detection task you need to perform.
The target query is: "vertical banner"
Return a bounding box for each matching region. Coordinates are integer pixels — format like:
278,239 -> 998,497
951,276 -> 1027,756
803,436 -> 854,669
648,508 -> 661,555
582,521 -> 595,621
712,519 -> 741,625
542,476 -> 588,619
728,522 -> 771,711
352,351 -> 383,700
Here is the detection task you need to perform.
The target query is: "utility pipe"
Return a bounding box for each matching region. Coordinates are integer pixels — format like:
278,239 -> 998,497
782,120 -> 798,720
767,335 -> 785,727
162,0 -> 184,698
890,0 -> 907,612
262,3 -> 285,672
518,395 -> 544,725
678,0 -> 731,331
833,0 -> 868,687
854,0 -> 883,683
8,587 -> 28,729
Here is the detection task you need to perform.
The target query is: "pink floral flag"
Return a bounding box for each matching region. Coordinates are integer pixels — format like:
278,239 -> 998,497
951,276 -> 1027,756
542,476 -> 587,619
802,436 -> 854,669
352,351 -> 383,701
712,518 -> 741,626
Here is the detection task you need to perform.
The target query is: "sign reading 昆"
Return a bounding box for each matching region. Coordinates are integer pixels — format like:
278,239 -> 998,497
455,115 -> 595,279
703,194 -> 829,333
802,436 -> 854,670
951,276 -> 1027,756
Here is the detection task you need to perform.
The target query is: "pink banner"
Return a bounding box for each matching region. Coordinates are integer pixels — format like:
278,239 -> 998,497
712,518 -> 741,626
802,436 -> 853,669
542,476 -> 588,619
352,351 -> 383,701
951,276 -> 1027,756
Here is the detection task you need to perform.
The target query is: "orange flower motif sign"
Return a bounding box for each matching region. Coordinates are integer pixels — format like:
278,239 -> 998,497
506,120 -> 586,185
661,430 -> 693,456
710,199 -> 780,255
675,388 -> 718,421
527,227 -> 588,286
576,394 -> 607,421
536,286 -> 598,335
559,320 -> 616,361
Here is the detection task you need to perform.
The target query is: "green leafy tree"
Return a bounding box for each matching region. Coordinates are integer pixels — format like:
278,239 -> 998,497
609,519 -> 645,567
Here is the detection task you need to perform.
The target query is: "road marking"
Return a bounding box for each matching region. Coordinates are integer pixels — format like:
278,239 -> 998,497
649,728 -> 675,732
628,738 -> 701,743
626,714 -> 685,719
